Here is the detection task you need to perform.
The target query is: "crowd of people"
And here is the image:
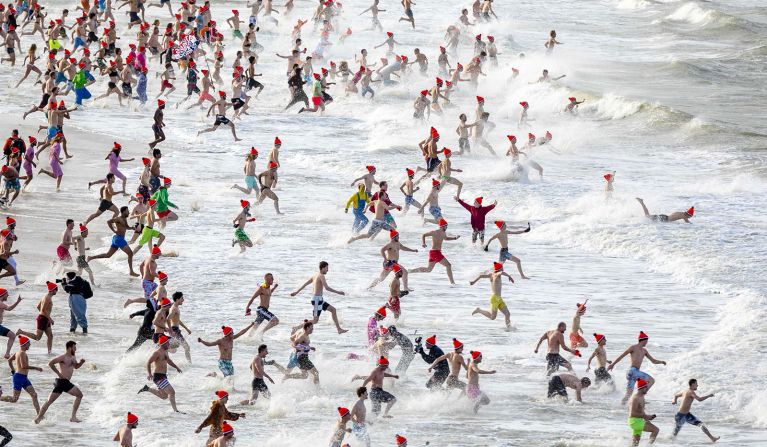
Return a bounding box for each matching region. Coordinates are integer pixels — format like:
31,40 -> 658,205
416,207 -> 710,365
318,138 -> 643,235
0,0 -> 715,446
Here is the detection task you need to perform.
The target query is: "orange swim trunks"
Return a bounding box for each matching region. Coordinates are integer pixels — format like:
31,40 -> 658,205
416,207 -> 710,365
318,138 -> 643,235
569,332 -> 585,349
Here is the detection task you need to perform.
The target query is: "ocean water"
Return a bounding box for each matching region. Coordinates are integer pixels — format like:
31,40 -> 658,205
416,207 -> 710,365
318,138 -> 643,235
0,0 -> 765,446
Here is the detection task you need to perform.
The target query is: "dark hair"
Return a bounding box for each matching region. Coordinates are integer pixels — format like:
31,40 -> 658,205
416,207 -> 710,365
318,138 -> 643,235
303,321 -> 313,330
120,206 -> 129,213
153,149 -> 162,157
66,219 -> 74,225
172,291 -> 184,301
689,378 -> 697,386
581,377 -> 591,386
66,271 -> 76,280
319,261 -> 328,270
106,173 -> 115,180
66,340 -> 77,350
258,344 -> 267,353
356,386 -> 367,397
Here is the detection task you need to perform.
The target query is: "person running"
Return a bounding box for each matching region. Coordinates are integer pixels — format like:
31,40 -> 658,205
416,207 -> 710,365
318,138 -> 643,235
398,0 -> 416,29
34,340 -> 86,423
86,206 -> 139,276
409,219 -> 459,284
197,323 -> 254,378
351,165 -> 379,195
329,406 -> 352,447
627,379 -> 659,446
348,192 -> 400,244
137,334 -> 183,413
436,148 -> 463,197
0,288 -> 21,359
345,184 -> 371,233
207,422 -> 236,447
368,230 -> 416,290
470,262 -> 514,330
284,320 -> 320,384
148,100 -> 166,149
586,333 -> 613,386
455,196 -> 496,245
569,301 -> 588,349
132,198 -> 165,254
150,177 -> 179,227
604,171 -> 615,199
231,148 -> 259,195
17,281 -> 59,354
362,356 -> 399,418
239,344 -> 276,405
608,331 -> 667,404
232,200 -> 256,252
635,198 -> 694,223
245,273 -> 280,335
534,321 -> 579,376
350,386 -> 371,447
256,162 -> 283,214
83,173 -> 119,226
72,224 -> 96,285
387,326 -> 415,374
546,372 -> 591,403
545,30 -> 563,54
484,220 -> 531,279
167,291 -> 192,363
428,337 -> 467,392
113,412 -> 139,446
466,351 -> 495,413
416,179 -> 445,225
290,261 -> 348,334
0,335 -> 42,413
399,168 -> 422,215
672,378 -> 719,443
55,219 -> 75,271
194,390 -> 244,445
198,91 -> 243,141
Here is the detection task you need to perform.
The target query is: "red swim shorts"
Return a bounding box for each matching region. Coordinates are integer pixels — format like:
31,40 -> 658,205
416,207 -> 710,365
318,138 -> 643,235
428,250 -> 444,263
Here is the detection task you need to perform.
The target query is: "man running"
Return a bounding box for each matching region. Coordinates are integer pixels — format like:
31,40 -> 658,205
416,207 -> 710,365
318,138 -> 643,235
455,196 -> 496,245
197,323 -> 254,378
245,273 -> 280,335
290,261 -> 348,334
362,356 -> 399,418
484,220 -> 531,279
409,219 -> 459,284
428,337 -> 467,392
534,322 -> 579,376
137,334 -> 182,413
0,335 -> 42,412
546,372 -> 591,403
167,292 -> 192,362
256,162 -> 283,214
17,281 -> 59,354
586,333 -> 613,386
627,379 -> 659,446
0,288 -> 21,359
198,91 -> 242,141
350,387 -> 371,447
232,200 -> 256,252
34,340 -> 86,423
240,344 -> 276,405
470,262 -> 514,330
608,331 -> 666,404
569,301 -> 588,349
368,230 -> 416,290
86,206 -> 139,276
466,351 -> 496,414
113,412 -> 139,446
672,378 -> 719,443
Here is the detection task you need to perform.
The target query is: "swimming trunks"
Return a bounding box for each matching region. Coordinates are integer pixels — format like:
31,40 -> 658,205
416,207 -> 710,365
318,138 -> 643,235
370,387 -> 395,413
628,417 -> 646,436
218,359 -> 235,377
405,195 -> 414,205
0,324 -> 9,337
458,137 -> 470,152
626,366 -> 650,390
387,295 -> 401,314
36,314 -> 51,331
157,209 -> 172,219
594,366 -> 612,383
214,115 -> 231,126
245,175 -> 257,190
251,377 -> 270,397
499,247 -> 513,261
56,245 -> 72,262
352,421 -> 370,442
311,96 -> 322,106
234,228 -> 251,243
428,250 -> 445,263
52,378 -> 75,394
367,219 -> 390,237
297,353 -> 315,371
12,373 -> 32,391
171,325 -> 184,340
674,412 -> 701,434
383,259 -> 398,271
98,199 -> 114,212
311,295 -> 330,317
138,226 -> 161,245
426,157 -> 440,172
490,295 -> 506,312
445,376 -> 467,390
472,229 -> 485,243
466,383 -> 482,400
255,306 -> 275,323
569,332 -> 585,349
650,214 -> 669,222
429,206 -> 442,219
547,375 -> 568,398
152,372 -> 170,390
4,178 -> 20,191
142,279 -> 158,299
76,255 -> 90,269
545,353 -> 568,375
110,234 -> 128,249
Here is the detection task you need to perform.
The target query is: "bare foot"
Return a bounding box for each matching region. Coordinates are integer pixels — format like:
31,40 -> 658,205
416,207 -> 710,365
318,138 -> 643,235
337,328 -> 349,334
712,437 -> 720,443
472,308 -> 481,316
15,280 -> 26,286
70,417 -> 82,423
383,414 -> 393,419
123,300 -> 131,309
129,272 -> 140,277
34,416 -> 43,424
521,274 -> 531,280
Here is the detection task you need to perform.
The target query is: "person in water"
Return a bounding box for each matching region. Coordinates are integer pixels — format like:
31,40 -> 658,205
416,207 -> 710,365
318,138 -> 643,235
636,198 -> 693,223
